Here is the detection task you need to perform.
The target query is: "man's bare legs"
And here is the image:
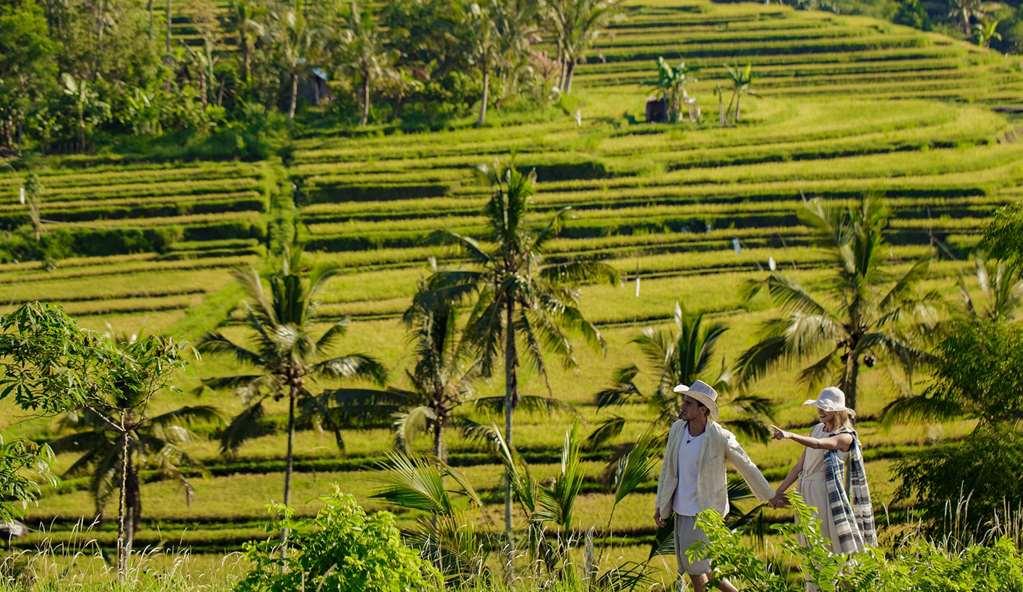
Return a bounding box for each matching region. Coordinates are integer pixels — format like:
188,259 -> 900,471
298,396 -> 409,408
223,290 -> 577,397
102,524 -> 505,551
689,573 -> 739,592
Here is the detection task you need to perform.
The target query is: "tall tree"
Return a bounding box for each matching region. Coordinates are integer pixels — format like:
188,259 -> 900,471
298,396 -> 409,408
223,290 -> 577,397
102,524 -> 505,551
492,0 -> 542,104
736,197 -> 936,411
468,2 -> 500,126
0,304 -> 200,580
335,1 -> 393,126
392,290 -> 481,461
50,334 -> 217,575
0,1 -> 56,154
948,0 -> 986,36
196,245 -> 387,547
270,0 -> 316,119
543,0 -> 624,93
413,162 -> 618,552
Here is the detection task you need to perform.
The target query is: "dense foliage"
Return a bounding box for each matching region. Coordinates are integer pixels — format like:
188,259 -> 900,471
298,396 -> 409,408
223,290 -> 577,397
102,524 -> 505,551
0,0 -> 624,156
235,491 -> 444,592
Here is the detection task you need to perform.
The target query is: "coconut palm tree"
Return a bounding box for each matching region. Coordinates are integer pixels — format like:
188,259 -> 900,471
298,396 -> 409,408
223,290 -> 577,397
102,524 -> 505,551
492,0 -> 543,104
590,303 -> 775,447
336,1 -> 394,126
196,245 -> 387,536
49,334 -> 217,578
390,289 -> 482,461
412,162 -> 618,552
724,63 -> 754,124
736,197 -> 937,411
949,0 -> 986,36
543,0 -> 625,93
468,2 -> 501,126
270,0 -> 316,119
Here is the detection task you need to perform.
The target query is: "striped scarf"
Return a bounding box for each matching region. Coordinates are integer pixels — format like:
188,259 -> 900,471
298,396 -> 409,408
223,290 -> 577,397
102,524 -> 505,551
822,432 -> 877,554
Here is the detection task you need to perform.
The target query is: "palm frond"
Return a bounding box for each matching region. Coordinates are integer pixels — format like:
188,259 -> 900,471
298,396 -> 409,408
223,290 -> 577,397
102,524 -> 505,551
540,259 -> 619,286
594,561 -> 655,592
149,405 -> 222,430
584,416 -> 625,450
880,256 -> 930,311
314,318 -> 349,353
195,332 -> 263,367
880,394 -> 965,427
611,431 -> 658,506
219,401 -> 270,455
373,451 -> 455,516
312,353 -> 388,385
430,230 -> 492,264
393,405 -> 436,452
474,395 -> 576,415
764,273 -> 833,318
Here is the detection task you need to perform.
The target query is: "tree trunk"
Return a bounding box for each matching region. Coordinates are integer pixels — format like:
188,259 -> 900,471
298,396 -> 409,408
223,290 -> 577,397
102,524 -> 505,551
281,384 -> 297,554
432,415 -> 445,463
477,64 -> 490,127
503,297 -> 518,564
562,60 -> 576,94
116,427 -> 129,580
241,33 -> 251,84
165,0 -> 172,53
147,0 -> 154,39
288,72 -> 299,120
734,94 -> 741,124
360,73 -> 371,126
126,457 -> 140,558
841,348 -> 860,411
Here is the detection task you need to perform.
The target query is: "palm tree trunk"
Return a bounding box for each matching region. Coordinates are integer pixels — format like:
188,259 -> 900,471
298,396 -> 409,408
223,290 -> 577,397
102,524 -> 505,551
165,0 -> 172,54
432,416 -> 445,462
503,297 -> 518,563
116,427 -> 129,580
841,351 -> 860,411
281,384 -> 297,554
241,36 -> 251,84
360,73 -> 371,126
477,63 -> 490,127
734,94 -> 742,123
288,72 -> 299,120
562,60 -> 576,94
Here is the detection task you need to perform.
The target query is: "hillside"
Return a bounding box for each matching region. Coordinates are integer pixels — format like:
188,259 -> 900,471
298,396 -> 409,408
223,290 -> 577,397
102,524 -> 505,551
1,0 -> 1020,580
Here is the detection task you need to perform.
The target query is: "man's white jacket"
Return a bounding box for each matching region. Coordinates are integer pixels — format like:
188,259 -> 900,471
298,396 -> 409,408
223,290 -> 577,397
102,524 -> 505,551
655,419 -> 774,519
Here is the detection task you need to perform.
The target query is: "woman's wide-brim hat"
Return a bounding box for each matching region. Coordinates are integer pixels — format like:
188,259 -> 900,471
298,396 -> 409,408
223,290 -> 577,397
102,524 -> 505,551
803,386 -> 850,413
673,379 -> 720,420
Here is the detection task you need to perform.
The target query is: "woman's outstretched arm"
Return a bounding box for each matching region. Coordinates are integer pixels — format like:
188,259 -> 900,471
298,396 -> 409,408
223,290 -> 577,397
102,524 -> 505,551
771,425 -> 853,452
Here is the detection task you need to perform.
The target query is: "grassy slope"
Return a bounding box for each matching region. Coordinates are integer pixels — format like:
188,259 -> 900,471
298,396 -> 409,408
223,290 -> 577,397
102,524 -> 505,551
1,0 -> 1019,580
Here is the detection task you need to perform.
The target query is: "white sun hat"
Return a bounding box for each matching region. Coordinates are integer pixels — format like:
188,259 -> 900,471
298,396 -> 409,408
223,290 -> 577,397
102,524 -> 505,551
803,386 -> 850,413
672,379 -> 719,420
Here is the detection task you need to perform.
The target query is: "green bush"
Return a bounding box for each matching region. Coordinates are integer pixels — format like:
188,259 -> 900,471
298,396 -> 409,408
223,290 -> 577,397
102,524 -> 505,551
235,490 -> 444,592
692,493 -> 1023,592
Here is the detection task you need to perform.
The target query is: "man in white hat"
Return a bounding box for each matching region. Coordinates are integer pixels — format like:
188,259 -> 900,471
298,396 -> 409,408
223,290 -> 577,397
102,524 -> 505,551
654,380 -> 775,592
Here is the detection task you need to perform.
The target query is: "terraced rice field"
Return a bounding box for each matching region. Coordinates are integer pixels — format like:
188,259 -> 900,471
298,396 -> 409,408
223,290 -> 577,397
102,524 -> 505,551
2,0 -> 1021,576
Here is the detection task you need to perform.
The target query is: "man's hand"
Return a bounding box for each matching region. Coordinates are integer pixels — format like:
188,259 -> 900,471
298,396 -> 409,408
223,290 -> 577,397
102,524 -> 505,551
768,492 -> 789,508
654,509 -> 666,528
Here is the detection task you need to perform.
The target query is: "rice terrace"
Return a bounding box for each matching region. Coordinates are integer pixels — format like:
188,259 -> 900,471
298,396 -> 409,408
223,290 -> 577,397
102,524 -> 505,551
2,0 -> 1023,589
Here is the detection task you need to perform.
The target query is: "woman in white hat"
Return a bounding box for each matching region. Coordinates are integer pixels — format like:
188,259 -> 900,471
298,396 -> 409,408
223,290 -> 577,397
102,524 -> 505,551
768,386 -> 877,556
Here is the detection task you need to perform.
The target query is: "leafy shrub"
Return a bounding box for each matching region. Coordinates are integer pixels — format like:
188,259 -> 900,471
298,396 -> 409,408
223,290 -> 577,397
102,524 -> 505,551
235,490 -> 444,592
895,428 -> 1023,539
692,493 -> 1023,592
892,0 -> 931,30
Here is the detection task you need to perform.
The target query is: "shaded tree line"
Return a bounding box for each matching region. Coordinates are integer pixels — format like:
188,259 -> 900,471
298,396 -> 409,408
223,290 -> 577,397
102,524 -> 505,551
0,0 -> 625,156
